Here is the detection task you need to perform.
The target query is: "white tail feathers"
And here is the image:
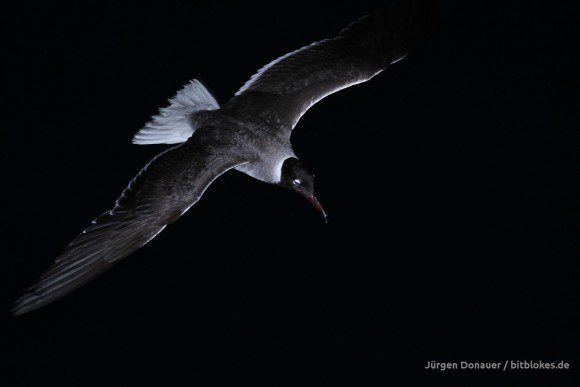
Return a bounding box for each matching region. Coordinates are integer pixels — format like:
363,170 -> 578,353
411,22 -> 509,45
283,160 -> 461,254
133,80 -> 219,145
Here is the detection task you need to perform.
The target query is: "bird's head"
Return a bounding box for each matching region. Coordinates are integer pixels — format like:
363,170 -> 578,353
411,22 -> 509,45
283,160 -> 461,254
280,157 -> 327,222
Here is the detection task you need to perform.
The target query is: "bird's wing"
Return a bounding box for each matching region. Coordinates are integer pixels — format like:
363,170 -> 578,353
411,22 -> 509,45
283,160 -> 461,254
13,129 -> 247,315
231,0 -> 432,133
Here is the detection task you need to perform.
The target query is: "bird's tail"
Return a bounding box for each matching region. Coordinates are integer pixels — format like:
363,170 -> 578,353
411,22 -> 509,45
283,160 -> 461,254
339,0 -> 435,66
132,79 -> 219,145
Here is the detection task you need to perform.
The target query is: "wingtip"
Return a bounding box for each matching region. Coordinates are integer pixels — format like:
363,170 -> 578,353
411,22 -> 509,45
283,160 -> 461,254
12,291 -> 47,316
11,298 -> 30,317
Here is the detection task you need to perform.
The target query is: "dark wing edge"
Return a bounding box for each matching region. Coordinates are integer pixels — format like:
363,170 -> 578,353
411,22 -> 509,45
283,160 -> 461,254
13,133 -> 246,316
231,0 -> 434,130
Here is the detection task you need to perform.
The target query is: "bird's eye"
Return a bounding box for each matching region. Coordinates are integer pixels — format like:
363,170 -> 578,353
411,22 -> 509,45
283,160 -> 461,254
292,179 -> 301,186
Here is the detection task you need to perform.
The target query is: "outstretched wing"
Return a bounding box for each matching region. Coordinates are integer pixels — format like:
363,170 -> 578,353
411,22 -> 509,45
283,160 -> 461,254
229,0 -> 432,133
13,129 -> 246,315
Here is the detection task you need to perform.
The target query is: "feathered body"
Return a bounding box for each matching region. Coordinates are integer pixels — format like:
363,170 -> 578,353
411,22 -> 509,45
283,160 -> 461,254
13,0 -> 432,315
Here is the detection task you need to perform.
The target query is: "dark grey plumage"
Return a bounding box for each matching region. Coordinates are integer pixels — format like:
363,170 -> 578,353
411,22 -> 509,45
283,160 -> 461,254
13,129 -> 248,315
14,0 -> 432,315
228,0 -> 429,131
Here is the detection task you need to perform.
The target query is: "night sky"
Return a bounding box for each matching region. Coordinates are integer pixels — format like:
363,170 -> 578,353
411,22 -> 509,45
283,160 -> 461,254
2,1 -> 578,385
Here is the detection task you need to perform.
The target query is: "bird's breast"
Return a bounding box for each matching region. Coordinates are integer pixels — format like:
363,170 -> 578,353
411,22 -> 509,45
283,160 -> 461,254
234,145 -> 294,184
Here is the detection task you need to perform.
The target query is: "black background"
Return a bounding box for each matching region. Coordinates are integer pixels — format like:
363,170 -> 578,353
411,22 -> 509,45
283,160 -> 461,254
2,0 -> 578,385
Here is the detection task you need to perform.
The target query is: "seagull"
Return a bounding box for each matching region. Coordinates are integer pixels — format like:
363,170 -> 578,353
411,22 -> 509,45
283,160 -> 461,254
13,0 -> 431,315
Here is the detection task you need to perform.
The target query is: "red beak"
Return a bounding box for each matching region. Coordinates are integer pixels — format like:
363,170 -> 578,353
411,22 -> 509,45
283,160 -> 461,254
306,194 -> 328,223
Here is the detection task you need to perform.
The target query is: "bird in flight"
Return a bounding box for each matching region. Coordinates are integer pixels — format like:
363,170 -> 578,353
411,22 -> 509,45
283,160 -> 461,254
13,0 -> 431,315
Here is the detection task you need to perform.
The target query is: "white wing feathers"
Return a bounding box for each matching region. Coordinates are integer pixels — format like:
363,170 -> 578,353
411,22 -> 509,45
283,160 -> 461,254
133,80 -> 219,145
